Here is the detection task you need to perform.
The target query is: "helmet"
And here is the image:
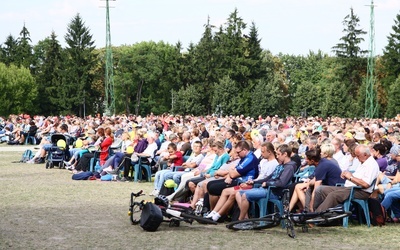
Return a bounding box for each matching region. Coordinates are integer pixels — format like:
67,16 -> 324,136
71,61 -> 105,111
75,139 -> 83,148
164,179 -> 177,189
154,195 -> 169,208
126,146 -> 134,154
57,139 -> 66,150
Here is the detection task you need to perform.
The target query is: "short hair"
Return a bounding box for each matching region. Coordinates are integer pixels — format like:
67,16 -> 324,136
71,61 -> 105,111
60,123 -> 68,132
308,136 -> 318,146
305,148 -> 321,162
261,142 -> 275,156
373,143 -> 386,156
235,140 -> 250,151
193,140 -> 203,148
356,144 -> 371,156
320,143 -> 335,158
276,144 -> 292,157
168,142 -> 177,151
227,129 -> 236,137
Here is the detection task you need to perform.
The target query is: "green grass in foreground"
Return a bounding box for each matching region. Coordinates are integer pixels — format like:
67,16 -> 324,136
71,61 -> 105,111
1,150 -> 400,250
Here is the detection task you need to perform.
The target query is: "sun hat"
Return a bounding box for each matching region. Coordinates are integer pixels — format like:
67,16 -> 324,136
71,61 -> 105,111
354,131 -> 366,141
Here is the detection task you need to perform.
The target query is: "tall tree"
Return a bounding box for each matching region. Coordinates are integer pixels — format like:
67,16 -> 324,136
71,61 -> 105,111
331,8 -> 368,104
64,13 -> 96,116
381,12 -> 400,112
33,32 -> 65,115
332,8 -> 368,58
1,35 -> 18,66
16,23 -> 33,69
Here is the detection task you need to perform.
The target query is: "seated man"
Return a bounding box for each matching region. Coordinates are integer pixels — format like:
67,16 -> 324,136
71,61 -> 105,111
235,144 -> 296,221
289,147 -> 344,212
206,141 -> 259,214
313,144 -> 380,212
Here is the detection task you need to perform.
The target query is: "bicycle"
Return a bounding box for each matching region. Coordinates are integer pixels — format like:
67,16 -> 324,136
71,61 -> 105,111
226,190 -> 351,238
129,190 -> 217,231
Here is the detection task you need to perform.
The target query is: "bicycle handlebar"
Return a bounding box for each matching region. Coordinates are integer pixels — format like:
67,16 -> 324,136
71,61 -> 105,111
132,190 -> 144,197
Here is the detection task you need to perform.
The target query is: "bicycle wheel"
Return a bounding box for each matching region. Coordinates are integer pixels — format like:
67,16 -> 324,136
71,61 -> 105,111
226,215 -> 279,231
306,211 -> 351,224
180,212 -> 218,225
129,203 -> 143,225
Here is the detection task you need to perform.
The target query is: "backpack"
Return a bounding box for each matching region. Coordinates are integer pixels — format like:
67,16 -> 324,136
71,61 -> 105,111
368,198 -> 386,226
140,202 -> 163,232
21,149 -> 33,163
72,171 -> 94,180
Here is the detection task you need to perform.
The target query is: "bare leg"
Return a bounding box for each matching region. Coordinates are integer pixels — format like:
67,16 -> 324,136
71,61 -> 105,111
209,195 -> 219,211
238,193 -> 250,221
217,192 -> 237,216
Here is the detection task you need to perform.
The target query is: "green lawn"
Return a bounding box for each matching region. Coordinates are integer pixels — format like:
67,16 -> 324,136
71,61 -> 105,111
1,148 -> 399,249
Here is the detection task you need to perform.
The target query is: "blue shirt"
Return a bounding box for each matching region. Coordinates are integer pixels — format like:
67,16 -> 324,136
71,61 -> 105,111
236,151 -> 259,181
314,158 -> 344,186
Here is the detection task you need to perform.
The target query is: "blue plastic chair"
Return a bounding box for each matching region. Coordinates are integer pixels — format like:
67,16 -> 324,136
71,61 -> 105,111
252,185 -> 285,228
294,165 -> 315,182
133,156 -> 153,182
89,147 -> 114,172
341,179 -> 376,228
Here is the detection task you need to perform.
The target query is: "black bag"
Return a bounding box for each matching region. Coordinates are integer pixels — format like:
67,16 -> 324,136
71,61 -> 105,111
368,198 -> 386,226
159,185 -> 175,196
140,202 -> 163,232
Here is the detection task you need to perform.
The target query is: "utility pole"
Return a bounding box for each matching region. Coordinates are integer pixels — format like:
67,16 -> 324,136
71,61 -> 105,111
102,0 -> 116,116
365,0 -> 378,118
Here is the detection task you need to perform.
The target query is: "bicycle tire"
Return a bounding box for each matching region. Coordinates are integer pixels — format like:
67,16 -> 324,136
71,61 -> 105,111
306,211 -> 351,224
226,215 -> 279,231
130,202 -> 143,225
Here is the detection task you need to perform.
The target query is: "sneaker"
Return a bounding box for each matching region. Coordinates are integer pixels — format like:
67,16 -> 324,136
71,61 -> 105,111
26,160 -> 35,164
150,189 -> 159,196
34,158 -> 45,164
204,211 -> 216,219
212,213 -> 221,222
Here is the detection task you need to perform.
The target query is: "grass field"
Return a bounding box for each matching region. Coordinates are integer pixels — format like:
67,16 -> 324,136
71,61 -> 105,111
1,146 -> 400,249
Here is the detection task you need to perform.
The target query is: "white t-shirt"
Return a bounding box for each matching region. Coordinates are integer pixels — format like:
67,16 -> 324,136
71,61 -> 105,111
344,155 -> 379,193
257,158 -> 279,180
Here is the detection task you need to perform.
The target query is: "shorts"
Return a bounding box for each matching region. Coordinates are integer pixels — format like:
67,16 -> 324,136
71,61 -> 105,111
239,187 -> 280,202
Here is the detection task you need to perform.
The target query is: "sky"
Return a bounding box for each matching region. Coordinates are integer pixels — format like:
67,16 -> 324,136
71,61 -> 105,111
1,0 -> 400,56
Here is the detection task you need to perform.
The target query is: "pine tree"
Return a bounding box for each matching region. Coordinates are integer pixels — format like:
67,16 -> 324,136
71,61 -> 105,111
16,23 -> 33,69
332,8 -> 368,58
64,13 -> 96,116
381,12 -> 400,90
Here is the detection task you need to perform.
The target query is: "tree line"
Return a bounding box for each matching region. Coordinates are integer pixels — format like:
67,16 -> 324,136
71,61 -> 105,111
1,8 -> 399,118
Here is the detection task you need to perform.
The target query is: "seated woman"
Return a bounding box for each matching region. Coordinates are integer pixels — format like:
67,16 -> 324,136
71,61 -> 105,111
99,132 -> 132,174
371,146 -> 400,198
74,127 -> 113,173
188,141 -> 230,208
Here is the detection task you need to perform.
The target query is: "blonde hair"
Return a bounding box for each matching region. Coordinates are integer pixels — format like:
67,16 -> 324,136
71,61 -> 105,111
320,143 -> 335,158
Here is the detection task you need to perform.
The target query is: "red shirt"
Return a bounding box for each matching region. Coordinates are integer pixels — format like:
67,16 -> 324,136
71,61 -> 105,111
171,151 -> 184,167
100,137 -> 113,165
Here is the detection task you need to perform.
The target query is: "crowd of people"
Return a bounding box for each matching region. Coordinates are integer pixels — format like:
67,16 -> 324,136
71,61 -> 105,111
1,113 -> 400,224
